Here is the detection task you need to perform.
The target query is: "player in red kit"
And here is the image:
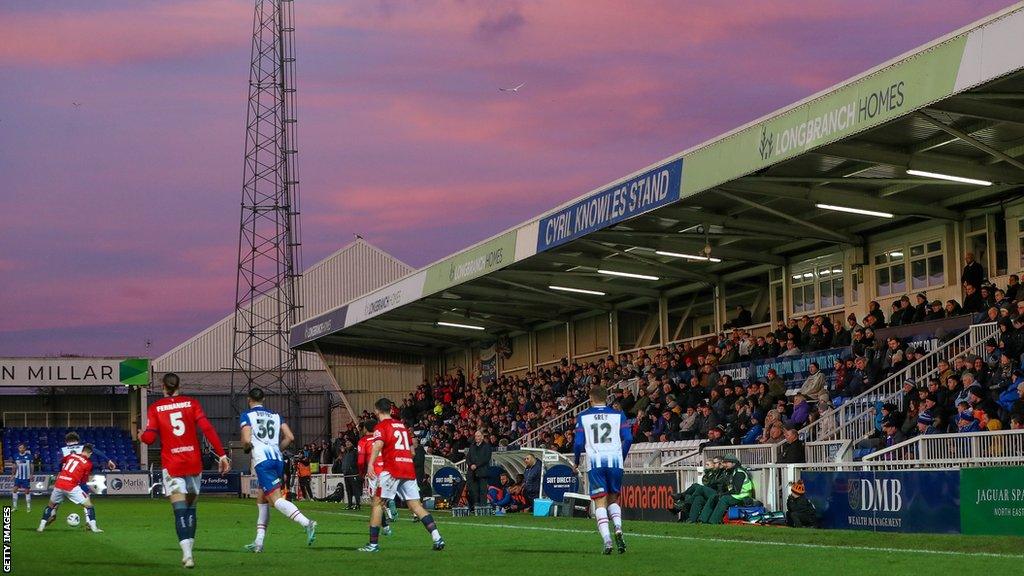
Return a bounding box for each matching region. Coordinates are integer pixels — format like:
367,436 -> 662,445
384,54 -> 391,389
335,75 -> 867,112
357,420 -> 394,535
139,373 -> 230,569
358,398 -> 444,553
37,444 -> 102,533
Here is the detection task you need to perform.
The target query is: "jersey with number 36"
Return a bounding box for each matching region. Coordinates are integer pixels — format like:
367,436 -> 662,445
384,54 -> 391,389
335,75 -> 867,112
240,407 -> 283,466
372,418 -> 416,479
144,395 -> 222,477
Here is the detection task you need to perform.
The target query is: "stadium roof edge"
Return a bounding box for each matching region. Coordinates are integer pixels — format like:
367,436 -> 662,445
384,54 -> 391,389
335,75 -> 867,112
292,2 -> 1024,352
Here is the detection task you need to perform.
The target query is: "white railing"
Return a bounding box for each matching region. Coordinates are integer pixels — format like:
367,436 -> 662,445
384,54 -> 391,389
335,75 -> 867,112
797,322 -> 998,443
2,412 -> 130,428
623,440 -> 702,469
511,377 -> 640,449
700,443 -> 779,467
805,438 -> 853,463
862,428 -> 1024,463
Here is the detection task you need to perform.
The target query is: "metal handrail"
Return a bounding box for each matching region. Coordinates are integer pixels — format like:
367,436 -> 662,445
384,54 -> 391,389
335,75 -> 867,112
796,322 -> 998,443
862,428 -> 1024,462
510,377 -> 640,449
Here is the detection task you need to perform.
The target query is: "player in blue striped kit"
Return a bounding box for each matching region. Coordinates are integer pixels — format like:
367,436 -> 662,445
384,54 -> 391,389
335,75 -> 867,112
574,386 -> 632,555
12,443 -> 33,512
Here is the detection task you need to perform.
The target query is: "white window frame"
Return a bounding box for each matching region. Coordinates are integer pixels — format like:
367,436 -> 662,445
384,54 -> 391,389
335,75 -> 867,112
790,259 -> 845,315
872,237 -> 945,297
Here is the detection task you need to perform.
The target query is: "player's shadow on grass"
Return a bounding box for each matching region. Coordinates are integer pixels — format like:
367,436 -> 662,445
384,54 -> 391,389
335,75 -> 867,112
75,561 -> 166,568
161,547 -> 246,554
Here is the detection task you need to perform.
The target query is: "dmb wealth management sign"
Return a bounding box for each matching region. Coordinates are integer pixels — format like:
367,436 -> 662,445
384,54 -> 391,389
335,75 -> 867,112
0,358 -> 150,387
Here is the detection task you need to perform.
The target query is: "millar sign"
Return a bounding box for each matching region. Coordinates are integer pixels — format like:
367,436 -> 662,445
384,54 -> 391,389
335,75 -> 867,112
0,358 -> 148,387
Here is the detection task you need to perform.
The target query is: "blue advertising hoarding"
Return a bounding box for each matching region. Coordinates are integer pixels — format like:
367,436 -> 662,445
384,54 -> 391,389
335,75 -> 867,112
714,347 -> 847,388
536,158 -> 683,252
200,471 -> 242,495
542,464 -> 579,502
801,470 -> 960,533
431,467 -> 464,499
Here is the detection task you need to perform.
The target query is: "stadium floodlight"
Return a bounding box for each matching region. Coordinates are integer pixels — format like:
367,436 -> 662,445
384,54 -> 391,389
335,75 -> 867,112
549,285 -> 606,296
906,169 -> 992,186
815,204 -> 894,218
655,250 -> 722,263
597,269 -> 660,281
436,321 -> 486,331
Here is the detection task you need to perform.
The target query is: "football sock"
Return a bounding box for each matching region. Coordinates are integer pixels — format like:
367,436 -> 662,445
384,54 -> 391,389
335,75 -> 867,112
274,497 -> 312,528
25,492 -> 31,507
420,514 -> 441,542
186,502 -> 197,539
181,538 -> 194,558
12,493 -> 17,508
595,507 -> 612,545
41,505 -> 55,522
255,503 -> 270,546
85,506 -> 98,530
608,503 -> 623,532
369,525 -> 380,545
172,501 -> 190,542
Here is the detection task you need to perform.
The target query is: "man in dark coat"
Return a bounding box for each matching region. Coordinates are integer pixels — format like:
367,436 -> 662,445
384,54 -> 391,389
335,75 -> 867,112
466,430 -> 492,511
777,427 -> 806,464
962,252 -> 985,291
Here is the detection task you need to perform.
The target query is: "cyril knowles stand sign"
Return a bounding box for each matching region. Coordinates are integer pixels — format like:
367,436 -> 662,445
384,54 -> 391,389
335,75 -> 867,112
537,158 -> 683,252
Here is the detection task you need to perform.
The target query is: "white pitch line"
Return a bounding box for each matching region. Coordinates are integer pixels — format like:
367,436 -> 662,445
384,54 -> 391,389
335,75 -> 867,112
321,511 -> 1023,560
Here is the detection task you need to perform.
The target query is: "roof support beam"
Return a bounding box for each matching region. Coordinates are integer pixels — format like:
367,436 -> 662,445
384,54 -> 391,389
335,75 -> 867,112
915,111 -> 1024,173
532,252 -> 710,282
738,176 -> 963,186
586,230 -> 786,266
576,239 -> 718,280
712,189 -> 861,244
818,142 -> 1023,184
446,283 -> 613,311
489,277 -> 614,310
721,181 -> 961,220
656,207 -> 837,242
929,99 -> 1024,128
495,270 -> 664,298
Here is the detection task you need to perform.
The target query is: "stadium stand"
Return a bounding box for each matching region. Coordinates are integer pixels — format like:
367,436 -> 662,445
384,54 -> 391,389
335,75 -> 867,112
2,427 -> 139,472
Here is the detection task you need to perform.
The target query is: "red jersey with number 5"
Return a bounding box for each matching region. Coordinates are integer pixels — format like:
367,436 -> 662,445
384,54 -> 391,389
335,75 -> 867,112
141,395 -> 226,477
54,453 -> 93,490
372,419 -> 416,479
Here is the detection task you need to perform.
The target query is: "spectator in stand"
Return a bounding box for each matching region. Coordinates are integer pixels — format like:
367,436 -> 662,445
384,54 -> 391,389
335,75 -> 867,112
789,394 -> 810,427
867,300 -> 887,328
963,283 -> 984,315
1007,274 -> 1021,301
833,319 -> 851,347
741,412 -> 764,445
962,252 -> 985,291
916,411 -> 940,435
957,406 -> 982,433
777,427 -> 806,463
731,305 -> 753,328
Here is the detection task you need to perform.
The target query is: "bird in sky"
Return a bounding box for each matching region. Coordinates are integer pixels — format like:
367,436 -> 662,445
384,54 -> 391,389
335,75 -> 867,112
72,102 -> 82,108
499,82 -> 525,93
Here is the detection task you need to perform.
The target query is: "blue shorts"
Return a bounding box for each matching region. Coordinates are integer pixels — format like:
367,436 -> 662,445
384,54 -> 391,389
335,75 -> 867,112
587,467 -> 623,498
255,460 -> 284,493
14,478 -> 30,490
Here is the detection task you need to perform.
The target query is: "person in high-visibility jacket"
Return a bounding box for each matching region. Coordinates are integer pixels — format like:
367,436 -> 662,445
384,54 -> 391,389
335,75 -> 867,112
698,456 -> 754,524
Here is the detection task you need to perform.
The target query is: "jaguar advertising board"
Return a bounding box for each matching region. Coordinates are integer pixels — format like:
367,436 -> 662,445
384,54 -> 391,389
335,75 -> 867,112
960,466 -> 1024,536
801,470 -> 960,533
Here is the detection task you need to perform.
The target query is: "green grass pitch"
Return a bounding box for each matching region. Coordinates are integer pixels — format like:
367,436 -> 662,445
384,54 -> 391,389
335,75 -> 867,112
5,498 -> 1023,575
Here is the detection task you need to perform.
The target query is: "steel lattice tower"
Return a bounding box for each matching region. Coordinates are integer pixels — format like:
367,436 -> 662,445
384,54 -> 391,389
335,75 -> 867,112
231,0 -> 303,438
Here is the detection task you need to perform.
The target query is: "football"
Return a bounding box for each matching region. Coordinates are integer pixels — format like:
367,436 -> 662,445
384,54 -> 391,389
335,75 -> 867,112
66,513 -> 81,528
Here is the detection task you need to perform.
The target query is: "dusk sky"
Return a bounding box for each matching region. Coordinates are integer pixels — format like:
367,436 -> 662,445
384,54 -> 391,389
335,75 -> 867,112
0,0 -> 1016,357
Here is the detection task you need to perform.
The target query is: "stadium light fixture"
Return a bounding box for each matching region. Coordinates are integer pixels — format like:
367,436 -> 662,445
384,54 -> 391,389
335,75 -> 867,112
597,269 -> 660,281
655,250 -> 722,263
815,203 -> 894,218
436,321 -> 486,331
906,169 -> 992,186
549,285 -> 606,296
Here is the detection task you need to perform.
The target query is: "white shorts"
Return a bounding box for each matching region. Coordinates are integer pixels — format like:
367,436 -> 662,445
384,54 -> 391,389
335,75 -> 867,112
50,486 -> 89,506
376,471 -> 420,501
162,469 -> 201,496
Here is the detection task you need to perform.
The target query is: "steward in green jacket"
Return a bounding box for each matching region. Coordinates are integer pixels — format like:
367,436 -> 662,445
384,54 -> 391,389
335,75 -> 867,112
698,456 -> 755,524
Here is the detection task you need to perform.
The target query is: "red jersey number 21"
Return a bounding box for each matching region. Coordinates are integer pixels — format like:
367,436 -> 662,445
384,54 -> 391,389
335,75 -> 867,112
393,429 -> 410,450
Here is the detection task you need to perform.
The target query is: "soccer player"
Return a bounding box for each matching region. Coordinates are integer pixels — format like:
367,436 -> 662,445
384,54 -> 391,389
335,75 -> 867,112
240,387 -> 317,552
61,431 -> 117,497
139,373 -> 230,569
358,398 -> 444,553
37,444 -> 102,533
13,443 -> 33,512
357,419 -> 392,536
574,385 -> 632,555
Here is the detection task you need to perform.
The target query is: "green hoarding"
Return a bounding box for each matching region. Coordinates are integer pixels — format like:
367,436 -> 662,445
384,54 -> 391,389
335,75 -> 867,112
422,231 -> 517,295
960,466 -> 1024,535
680,35 -> 968,197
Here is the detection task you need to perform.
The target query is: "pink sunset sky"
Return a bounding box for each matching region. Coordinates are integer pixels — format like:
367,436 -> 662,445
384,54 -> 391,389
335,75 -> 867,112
0,0 -> 1016,357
